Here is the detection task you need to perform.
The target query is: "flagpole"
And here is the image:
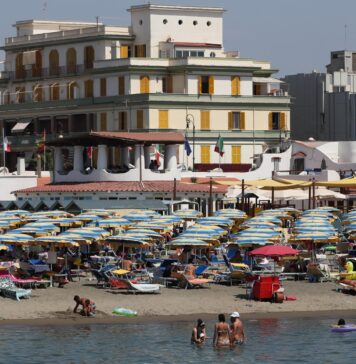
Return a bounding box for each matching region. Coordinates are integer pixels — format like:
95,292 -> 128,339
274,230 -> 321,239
43,129 -> 46,171
2,127 -> 5,175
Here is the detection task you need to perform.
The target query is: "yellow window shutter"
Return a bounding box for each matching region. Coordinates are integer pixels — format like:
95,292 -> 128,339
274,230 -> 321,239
100,112 -> 107,131
120,45 -> 128,58
118,76 -> 125,95
240,112 -> 246,130
85,80 -> 93,97
208,76 -> 214,95
268,112 -> 273,130
201,111 -> 210,130
280,112 -> 286,129
228,112 -> 233,130
198,76 -> 202,94
159,110 -> 168,129
137,110 -> 143,129
201,145 -> 210,164
231,76 -> 240,96
232,146 -> 241,164
140,76 -> 149,93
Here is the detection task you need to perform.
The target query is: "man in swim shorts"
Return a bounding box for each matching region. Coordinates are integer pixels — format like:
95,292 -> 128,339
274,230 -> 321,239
230,312 -> 245,344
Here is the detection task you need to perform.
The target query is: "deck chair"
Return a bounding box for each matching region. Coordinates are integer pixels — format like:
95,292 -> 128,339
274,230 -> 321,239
307,263 -> 331,282
0,277 -> 32,301
179,274 -> 213,289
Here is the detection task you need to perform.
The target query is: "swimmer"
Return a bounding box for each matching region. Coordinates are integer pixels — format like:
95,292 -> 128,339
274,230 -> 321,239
191,318 -> 206,344
213,314 -> 231,348
230,312 -> 245,345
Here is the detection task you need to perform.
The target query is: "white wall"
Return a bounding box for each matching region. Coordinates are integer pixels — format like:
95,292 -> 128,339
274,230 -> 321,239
0,176 -> 38,201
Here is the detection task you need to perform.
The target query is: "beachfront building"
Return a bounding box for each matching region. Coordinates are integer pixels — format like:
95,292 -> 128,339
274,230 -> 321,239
0,3 -> 290,173
284,50 -> 356,141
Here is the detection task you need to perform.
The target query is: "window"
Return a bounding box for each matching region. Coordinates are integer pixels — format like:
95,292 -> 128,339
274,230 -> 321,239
254,83 -> 262,95
268,112 -> 286,130
176,50 -> 183,58
118,111 -> 127,130
207,21 -> 211,26
15,53 -> 25,79
162,76 -> 173,93
120,45 -> 130,58
49,49 -> 59,76
163,19 -> 168,24
231,76 -> 240,96
84,46 -> 95,69
100,78 -> 106,97
32,50 -> 42,77
231,146 -> 241,164
272,157 -> 280,172
118,76 -> 125,95
66,48 -> 77,74
32,84 -> 43,102
16,87 -> 26,103
67,82 -> 78,100
210,52 -> 216,58
159,110 -> 168,129
100,112 -> 107,131
140,75 -> 150,93
228,112 -> 245,130
198,76 -> 214,95
135,44 -> 146,57
193,20 -> 198,26
200,145 -> 210,164
293,158 -> 304,173
137,110 -> 144,129
178,19 -> 183,25
84,80 -> 94,98
50,83 -> 60,101
200,111 -> 210,130
198,51 -> 204,57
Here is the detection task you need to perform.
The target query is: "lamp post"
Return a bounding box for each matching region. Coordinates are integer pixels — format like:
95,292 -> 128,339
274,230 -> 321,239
186,113 -> 195,172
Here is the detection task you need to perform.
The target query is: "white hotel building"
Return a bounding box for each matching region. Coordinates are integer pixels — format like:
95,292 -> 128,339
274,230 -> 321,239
0,3 -> 290,173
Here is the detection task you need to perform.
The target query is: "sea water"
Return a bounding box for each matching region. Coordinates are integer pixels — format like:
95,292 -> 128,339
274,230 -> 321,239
0,318 -> 354,364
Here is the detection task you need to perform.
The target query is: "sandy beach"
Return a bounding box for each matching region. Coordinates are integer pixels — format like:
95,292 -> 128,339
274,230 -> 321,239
1,278 -> 355,325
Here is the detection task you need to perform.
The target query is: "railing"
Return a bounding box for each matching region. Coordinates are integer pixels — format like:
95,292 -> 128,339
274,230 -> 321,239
8,64 -> 86,81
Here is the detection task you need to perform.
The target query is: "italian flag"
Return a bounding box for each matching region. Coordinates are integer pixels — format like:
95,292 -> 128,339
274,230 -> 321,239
214,134 -> 224,157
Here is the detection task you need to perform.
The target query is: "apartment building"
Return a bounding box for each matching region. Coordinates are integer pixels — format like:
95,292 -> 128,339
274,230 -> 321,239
0,4 -> 290,172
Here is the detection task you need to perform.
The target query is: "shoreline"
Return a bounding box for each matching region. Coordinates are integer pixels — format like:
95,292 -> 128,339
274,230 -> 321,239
1,309 -> 356,327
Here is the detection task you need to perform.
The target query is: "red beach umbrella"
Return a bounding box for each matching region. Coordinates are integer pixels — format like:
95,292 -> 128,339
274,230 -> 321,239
249,245 -> 299,257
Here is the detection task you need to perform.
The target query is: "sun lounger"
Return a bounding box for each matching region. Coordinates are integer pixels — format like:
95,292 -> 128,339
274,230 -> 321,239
111,278 -> 160,293
307,263 -> 330,282
179,274 -> 213,289
0,277 -> 32,301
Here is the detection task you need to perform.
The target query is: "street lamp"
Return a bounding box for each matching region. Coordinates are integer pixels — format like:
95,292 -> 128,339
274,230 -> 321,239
186,113 -> 195,172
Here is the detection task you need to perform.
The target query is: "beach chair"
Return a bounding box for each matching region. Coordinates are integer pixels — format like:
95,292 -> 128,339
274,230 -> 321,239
307,263 -> 331,282
180,275 -> 213,289
110,277 -> 160,293
0,277 -> 32,301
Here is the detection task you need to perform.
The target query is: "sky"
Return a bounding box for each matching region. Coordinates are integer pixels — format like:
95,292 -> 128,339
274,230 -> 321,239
1,0 -> 356,76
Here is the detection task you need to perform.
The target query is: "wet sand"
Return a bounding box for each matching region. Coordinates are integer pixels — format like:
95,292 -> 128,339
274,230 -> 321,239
0,278 -> 355,325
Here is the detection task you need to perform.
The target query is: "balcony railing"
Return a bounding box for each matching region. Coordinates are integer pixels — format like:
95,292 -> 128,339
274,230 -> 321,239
8,65 -> 86,81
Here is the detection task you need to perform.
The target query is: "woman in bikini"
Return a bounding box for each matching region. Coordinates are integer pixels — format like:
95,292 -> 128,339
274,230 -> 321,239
213,314 -> 231,348
191,318 -> 206,344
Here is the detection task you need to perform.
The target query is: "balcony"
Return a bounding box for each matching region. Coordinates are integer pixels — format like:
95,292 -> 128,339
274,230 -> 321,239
8,65 -> 86,81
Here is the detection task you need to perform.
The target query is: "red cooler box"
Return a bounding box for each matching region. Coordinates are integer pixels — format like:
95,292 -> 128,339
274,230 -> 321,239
252,275 -> 281,300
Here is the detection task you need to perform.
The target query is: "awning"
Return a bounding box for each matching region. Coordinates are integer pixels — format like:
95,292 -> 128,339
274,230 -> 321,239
11,119 -> 32,133
252,77 -> 283,84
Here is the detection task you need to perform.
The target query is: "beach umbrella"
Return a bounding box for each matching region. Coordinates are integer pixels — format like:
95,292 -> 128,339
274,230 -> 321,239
35,218 -> 83,227
0,244 -> 9,251
84,209 -> 112,217
168,238 -> 211,248
56,233 -> 92,245
125,229 -> 164,238
173,209 -> 203,219
106,235 -> 151,247
34,236 -> 80,247
0,233 -> 35,245
249,245 -> 300,257
94,218 -> 131,228
0,210 -> 31,217
75,214 -> 101,222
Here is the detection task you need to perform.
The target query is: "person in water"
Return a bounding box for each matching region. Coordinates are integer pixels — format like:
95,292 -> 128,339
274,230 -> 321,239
230,312 -> 245,345
213,314 -> 231,347
191,319 -> 206,344
337,318 -> 346,326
